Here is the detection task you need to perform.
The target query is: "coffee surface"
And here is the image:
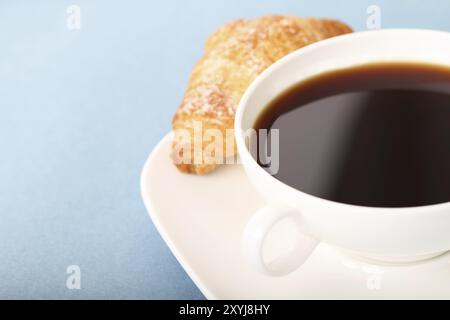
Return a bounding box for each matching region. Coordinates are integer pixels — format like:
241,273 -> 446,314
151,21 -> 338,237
255,63 -> 450,207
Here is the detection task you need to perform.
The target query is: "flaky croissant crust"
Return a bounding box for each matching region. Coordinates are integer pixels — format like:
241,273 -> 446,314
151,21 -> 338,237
172,15 -> 352,174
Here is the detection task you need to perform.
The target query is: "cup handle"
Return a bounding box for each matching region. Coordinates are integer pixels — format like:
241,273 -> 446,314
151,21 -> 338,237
242,206 -> 319,277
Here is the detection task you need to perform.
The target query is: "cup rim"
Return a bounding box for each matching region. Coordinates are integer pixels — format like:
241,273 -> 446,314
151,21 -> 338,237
235,28 -> 450,214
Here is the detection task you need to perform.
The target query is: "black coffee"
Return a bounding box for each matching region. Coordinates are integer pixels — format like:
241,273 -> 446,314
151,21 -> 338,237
255,62 -> 450,208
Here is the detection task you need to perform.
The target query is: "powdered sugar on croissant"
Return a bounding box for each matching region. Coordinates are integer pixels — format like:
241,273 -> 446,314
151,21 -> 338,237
172,15 -> 352,174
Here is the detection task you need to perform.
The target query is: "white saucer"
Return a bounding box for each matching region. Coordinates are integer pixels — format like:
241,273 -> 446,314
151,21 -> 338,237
141,133 -> 450,300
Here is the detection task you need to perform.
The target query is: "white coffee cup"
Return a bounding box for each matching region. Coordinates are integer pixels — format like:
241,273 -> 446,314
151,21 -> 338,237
235,29 -> 450,277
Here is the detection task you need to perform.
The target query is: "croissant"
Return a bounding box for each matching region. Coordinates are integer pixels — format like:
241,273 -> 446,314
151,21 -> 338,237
172,15 -> 352,174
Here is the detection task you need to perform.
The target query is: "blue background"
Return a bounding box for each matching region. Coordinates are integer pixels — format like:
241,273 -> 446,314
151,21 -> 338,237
0,0 -> 449,299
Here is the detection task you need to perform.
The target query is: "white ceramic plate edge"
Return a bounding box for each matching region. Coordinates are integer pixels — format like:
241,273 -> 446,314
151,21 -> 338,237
140,132 -> 216,300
